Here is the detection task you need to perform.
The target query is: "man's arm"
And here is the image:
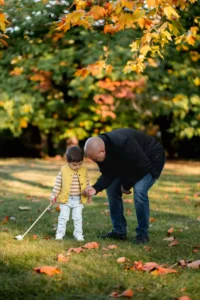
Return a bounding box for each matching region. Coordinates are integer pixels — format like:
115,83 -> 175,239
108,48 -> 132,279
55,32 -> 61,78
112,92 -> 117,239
92,173 -> 114,194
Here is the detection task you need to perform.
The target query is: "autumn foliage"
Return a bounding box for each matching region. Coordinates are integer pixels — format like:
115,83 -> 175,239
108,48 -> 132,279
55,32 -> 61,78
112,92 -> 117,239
57,0 -> 199,76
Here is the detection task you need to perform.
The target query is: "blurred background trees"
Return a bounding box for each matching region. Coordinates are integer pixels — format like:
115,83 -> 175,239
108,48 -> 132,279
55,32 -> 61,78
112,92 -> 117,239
0,0 -> 199,158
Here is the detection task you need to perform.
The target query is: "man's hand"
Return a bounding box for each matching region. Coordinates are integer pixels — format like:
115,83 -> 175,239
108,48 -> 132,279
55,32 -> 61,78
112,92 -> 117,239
82,186 -> 96,197
121,185 -> 132,194
87,196 -> 92,204
49,194 -> 56,203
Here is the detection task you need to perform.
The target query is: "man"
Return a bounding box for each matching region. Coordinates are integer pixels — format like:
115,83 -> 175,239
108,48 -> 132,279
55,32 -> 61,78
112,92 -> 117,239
84,128 -> 165,244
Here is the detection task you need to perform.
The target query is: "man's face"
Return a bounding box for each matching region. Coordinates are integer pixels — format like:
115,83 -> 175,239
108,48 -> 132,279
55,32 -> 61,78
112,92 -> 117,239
88,148 -> 106,162
68,161 -> 83,170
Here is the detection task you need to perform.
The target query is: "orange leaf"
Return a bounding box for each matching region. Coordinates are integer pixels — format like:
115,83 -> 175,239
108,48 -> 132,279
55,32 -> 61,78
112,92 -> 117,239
88,5 -> 106,20
108,244 -> 118,249
178,296 -> 192,300
83,242 -> 99,249
32,235 -> 38,239
118,289 -> 134,298
117,257 -> 126,263
67,247 -> 85,254
151,267 -> 177,275
149,217 -> 156,222
167,227 -> 174,234
57,254 -> 70,263
2,216 -> 9,224
34,266 -> 61,276
123,199 -> 132,203
168,239 -> 179,247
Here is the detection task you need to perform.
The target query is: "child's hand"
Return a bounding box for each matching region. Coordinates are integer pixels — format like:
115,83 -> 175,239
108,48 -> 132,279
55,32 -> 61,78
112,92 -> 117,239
49,194 -> 56,203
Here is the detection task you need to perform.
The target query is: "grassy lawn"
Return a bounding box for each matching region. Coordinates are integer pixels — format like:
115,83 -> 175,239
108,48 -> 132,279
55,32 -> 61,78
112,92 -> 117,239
0,158 -> 200,300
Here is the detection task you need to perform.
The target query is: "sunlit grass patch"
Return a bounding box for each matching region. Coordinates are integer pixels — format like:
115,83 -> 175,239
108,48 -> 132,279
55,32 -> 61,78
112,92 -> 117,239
0,159 -> 200,300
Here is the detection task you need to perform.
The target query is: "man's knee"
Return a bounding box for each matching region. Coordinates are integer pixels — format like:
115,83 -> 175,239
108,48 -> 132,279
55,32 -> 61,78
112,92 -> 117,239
134,188 -> 147,202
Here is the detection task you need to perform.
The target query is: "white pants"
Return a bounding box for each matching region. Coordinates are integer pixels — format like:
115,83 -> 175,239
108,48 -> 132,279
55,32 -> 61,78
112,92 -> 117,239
56,196 -> 84,239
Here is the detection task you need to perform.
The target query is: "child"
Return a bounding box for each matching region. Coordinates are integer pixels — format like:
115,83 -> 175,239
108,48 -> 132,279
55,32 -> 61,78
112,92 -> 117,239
50,146 -> 92,241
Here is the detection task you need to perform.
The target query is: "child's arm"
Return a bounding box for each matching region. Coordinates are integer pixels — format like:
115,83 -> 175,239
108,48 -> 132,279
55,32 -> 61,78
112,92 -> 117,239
50,171 -> 62,203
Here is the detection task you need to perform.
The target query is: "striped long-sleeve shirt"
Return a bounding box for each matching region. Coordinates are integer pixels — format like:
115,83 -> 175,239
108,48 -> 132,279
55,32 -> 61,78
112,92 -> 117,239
51,171 -> 90,198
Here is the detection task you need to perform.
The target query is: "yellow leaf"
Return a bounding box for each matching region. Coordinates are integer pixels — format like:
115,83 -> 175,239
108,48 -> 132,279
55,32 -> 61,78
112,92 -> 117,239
20,118 -> 28,128
168,23 -> 179,36
129,40 -> 140,52
121,0 -> 135,11
186,34 -> 195,46
162,30 -> 172,41
193,77 -> 200,86
190,26 -> 198,36
75,0 -> 87,10
164,6 -> 180,20
146,0 -> 156,7
140,45 -> 151,56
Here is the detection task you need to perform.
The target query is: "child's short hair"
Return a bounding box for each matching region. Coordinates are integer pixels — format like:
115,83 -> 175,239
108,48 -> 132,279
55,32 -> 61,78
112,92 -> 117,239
66,146 -> 83,163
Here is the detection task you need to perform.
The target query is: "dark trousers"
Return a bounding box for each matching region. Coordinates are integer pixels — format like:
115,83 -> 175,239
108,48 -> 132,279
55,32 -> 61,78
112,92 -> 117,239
106,173 -> 156,236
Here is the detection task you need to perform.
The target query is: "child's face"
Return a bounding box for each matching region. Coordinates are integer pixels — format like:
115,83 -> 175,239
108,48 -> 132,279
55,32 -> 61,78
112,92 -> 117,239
68,161 -> 83,171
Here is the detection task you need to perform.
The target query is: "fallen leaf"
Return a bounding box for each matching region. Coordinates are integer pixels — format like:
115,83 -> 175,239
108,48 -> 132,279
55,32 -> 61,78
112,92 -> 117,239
32,235 -> 38,239
123,199 -> 132,203
149,217 -> 156,222
117,257 -> 126,263
126,208 -> 132,215
108,244 -> 118,249
44,236 -> 51,240
194,192 -> 200,197
2,216 -> 9,224
82,242 -> 99,249
67,247 -> 85,254
19,206 -> 31,211
57,254 -> 70,263
168,239 -> 179,247
178,296 -> 192,300
55,205 -> 60,212
109,289 -> 133,298
118,289 -> 134,297
167,227 -> 174,234
143,262 -> 160,272
151,267 -> 177,275
143,246 -> 151,251
163,236 -> 175,241
187,260 -> 200,269
109,291 -> 119,298
34,266 -> 61,276
178,260 -> 187,267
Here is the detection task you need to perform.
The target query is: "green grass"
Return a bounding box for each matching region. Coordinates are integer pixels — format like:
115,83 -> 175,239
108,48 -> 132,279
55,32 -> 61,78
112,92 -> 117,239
0,158 -> 200,300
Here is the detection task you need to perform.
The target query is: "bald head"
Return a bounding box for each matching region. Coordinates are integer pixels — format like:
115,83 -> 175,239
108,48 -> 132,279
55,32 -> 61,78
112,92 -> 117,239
84,137 -> 106,162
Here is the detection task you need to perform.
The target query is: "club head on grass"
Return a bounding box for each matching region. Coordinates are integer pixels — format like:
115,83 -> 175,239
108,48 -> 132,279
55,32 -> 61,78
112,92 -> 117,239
15,235 -> 23,241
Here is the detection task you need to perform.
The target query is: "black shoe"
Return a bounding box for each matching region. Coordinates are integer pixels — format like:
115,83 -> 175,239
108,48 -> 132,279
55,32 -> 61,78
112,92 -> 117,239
98,231 -> 127,240
134,235 -> 149,245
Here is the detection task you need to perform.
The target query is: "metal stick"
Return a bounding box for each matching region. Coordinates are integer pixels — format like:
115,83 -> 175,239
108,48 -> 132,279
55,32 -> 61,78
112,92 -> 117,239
16,202 -> 53,240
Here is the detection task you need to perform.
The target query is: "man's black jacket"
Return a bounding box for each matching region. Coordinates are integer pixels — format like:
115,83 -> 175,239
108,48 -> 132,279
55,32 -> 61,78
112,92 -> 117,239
92,128 -> 165,193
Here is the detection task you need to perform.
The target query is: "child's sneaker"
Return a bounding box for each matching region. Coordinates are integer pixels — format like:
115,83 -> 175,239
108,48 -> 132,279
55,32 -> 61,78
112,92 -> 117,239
55,235 -> 63,240
74,236 -> 84,241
